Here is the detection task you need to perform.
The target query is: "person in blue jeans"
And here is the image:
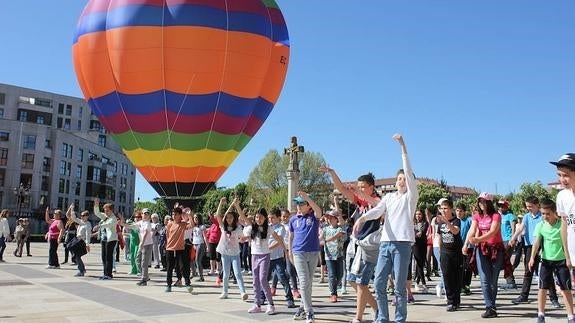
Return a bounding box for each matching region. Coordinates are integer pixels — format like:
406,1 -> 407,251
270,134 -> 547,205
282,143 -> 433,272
353,133 -> 419,323
289,192 -> 322,323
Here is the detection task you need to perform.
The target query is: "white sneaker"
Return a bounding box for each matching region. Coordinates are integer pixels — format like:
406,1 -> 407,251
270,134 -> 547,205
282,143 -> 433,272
266,305 -> 276,315
435,285 -> 442,298
248,305 -> 262,313
219,292 -> 228,299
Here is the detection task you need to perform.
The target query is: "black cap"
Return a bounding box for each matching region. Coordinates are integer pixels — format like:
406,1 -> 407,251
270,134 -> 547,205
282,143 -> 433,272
550,153 -> 575,171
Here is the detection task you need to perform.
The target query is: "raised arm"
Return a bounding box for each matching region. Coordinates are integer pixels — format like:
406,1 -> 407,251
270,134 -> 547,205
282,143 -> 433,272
394,133 -> 418,200
93,197 -> 105,220
318,166 -> 355,202
44,207 -> 53,224
68,204 -> 81,225
215,197 -> 227,228
232,197 -> 247,223
299,191 -> 322,219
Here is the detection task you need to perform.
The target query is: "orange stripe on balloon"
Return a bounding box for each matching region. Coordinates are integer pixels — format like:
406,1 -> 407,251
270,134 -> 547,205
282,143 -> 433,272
138,165 -> 227,183
73,26 -> 288,102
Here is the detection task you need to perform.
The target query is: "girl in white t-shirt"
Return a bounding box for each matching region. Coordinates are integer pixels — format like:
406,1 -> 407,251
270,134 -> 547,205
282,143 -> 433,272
245,207 -> 285,315
192,213 -> 207,282
216,197 -> 248,301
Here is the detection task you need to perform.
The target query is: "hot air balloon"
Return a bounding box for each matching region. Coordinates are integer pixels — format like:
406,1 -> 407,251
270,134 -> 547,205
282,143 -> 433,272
72,0 -> 290,203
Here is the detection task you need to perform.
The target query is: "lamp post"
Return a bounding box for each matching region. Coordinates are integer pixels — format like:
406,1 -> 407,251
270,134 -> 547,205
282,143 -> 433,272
284,136 -> 304,213
13,183 -> 30,218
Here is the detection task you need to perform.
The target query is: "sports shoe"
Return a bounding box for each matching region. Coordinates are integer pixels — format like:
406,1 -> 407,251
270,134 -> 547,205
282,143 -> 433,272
241,292 -> 249,301
329,295 -> 337,303
219,292 -> 228,299
216,277 -> 222,287
420,285 -> 428,293
435,285 -> 442,298
137,280 -> 147,286
196,277 -> 204,282
174,280 -> 183,287
266,305 -> 276,315
567,316 -> 575,323
165,286 -> 172,292
461,285 -> 471,295
287,299 -> 297,308
481,308 -> 497,318
407,294 -> 415,304
511,296 -> 529,304
446,304 -> 456,312
537,314 -> 545,323
551,299 -> 562,308
306,312 -> 315,323
248,305 -> 262,313
293,307 -> 306,320
340,287 -> 348,294
293,289 -> 301,298
186,285 -> 193,293
74,272 -> 84,277
271,287 -> 276,296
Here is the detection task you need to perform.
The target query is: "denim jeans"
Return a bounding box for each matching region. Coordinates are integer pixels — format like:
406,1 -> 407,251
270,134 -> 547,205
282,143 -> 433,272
221,254 -> 246,294
292,251 -> 319,314
76,252 -> 85,274
433,247 -> 444,289
268,256 -> 294,301
476,249 -> 503,309
374,241 -> 412,323
326,257 -> 344,296
0,236 -> 6,260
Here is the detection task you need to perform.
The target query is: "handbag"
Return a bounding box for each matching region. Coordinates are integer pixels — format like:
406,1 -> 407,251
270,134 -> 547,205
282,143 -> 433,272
67,236 -> 87,256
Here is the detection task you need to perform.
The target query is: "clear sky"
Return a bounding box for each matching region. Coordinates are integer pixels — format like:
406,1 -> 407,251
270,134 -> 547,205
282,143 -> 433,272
1,1 -> 573,201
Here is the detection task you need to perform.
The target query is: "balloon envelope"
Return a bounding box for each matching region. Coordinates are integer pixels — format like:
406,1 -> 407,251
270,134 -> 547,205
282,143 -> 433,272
73,0 -> 290,198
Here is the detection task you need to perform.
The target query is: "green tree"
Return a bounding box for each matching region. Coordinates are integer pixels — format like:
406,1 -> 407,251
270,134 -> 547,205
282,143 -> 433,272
417,183 -> 450,213
509,181 -> 558,216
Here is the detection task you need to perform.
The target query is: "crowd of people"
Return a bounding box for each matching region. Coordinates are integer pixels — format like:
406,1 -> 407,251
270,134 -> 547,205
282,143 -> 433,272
1,135 -> 575,323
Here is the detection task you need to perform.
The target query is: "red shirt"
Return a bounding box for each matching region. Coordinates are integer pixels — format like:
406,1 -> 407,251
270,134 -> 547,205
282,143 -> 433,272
166,221 -> 187,251
472,212 -> 503,244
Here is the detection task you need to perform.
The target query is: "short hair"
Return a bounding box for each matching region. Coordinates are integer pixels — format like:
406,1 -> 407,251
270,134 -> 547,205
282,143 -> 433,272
540,198 -> 556,212
455,202 -> 467,212
270,207 -> 281,217
173,207 -> 183,214
440,199 -> 454,208
525,196 -> 539,205
81,211 -> 90,217
103,203 -> 114,212
357,173 -> 375,186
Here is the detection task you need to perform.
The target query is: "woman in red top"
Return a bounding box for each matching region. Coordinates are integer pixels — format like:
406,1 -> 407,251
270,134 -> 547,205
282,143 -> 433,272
462,192 -> 503,319
206,214 -> 222,276
45,207 -> 64,269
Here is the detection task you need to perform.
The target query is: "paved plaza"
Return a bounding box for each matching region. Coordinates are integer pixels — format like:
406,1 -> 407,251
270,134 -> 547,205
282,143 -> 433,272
0,242 -> 570,322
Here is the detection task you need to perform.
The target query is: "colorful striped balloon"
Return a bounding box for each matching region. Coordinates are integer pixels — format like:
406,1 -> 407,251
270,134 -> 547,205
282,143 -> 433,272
73,0 -> 290,198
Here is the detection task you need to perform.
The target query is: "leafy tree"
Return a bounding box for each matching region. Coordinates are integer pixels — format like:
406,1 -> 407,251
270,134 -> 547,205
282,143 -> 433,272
509,181 -> 558,216
417,183 -> 450,213
134,198 -> 168,219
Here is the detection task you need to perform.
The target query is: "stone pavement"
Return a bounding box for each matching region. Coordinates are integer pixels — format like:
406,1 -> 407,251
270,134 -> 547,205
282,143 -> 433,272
0,242 -> 570,322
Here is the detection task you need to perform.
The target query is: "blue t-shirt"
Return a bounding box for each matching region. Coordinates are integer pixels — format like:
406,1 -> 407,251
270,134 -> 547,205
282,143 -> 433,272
523,211 -> 542,246
289,212 -> 320,253
501,212 -> 517,241
459,215 -> 472,245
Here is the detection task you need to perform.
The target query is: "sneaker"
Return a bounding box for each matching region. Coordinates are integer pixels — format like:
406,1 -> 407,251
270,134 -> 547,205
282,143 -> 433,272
137,280 -> 147,286
537,314 -> 545,323
271,287 -> 276,296
511,296 -> 529,304
165,286 -> 172,292
293,289 -> 301,298
349,320 -> 361,323
196,277 -> 204,282
435,285 -> 442,298
420,285 -> 428,293
461,285 -> 471,295
407,294 -> 415,304
216,277 -> 222,287
340,287 -> 348,295
387,286 -> 394,295
242,292 -> 249,301
248,305 -> 262,313
219,292 -> 228,299
551,299 -> 562,308
287,299 -> 297,308
481,308 -> 497,318
266,305 -> 276,315
45,265 -> 55,269
329,295 -> 337,303
186,285 -> 193,293
174,280 -> 183,287
306,312 -> 315,323
446,304 -> 456,312
74,272 -> 84,277
293,307 -> 306,320
568,317 -> 575,323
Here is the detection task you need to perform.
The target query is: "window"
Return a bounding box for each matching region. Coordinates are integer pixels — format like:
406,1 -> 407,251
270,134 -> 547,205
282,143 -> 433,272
0,148 -> 7,166
0,131 -> 8,141
58,103 -> 64,114
0,93 -> 5,105
41,176 -> 50,191
98,135 -> 106,147
59,160 -> 67,175
79,106 -> 83,118
45,139 -> 52,149
77,148 -> 83,162
65,104 -> 72,116
37,115 -> 45,124
75,182 -> 81,196
88,151 -> 97,161
121,163 -> 128,176
57,117 -> 63,128
61,143 -> 72,159
77,120 -> 82,130
90,120 -> 101,130
23,135 -> 36,150
58,178 -> 66,193
64,119 -> 71,130
76,165 -> 82,178
0,169 -> 5,186
102,156 -> 109,165
120,177 -> 127,189
21,153 -> 34,169
42,157 -> 51,172
0,108 -> 3,118
19,110 -> 28,122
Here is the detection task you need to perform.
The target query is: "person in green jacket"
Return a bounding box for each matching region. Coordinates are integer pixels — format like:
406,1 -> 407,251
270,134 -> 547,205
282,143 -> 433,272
128,213 -> 142,275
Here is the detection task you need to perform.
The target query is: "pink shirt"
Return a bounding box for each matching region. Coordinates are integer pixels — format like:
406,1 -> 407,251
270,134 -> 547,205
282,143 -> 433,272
48,220 -> 62,240
472,212 -> 503,244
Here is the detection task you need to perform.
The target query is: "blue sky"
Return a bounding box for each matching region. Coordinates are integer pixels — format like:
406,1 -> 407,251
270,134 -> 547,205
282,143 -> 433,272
1,1 -> 573,201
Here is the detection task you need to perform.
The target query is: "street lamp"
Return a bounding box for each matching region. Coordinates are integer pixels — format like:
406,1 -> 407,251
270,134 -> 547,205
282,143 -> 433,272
13,183 -> 30,217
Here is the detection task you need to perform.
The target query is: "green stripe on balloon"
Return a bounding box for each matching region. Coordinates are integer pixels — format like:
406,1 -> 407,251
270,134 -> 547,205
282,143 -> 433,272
111,131 -> 252,152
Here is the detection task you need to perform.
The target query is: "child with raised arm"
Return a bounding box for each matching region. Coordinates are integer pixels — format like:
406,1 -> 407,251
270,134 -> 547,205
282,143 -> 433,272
529,199 -> 574,323
215,197 -> 249,301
